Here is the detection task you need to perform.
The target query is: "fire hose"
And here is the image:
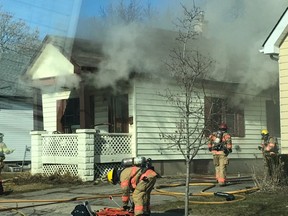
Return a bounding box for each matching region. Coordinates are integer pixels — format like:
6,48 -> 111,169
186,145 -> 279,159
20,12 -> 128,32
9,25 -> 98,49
0,176 -> 259,215
153,175 -> 259,204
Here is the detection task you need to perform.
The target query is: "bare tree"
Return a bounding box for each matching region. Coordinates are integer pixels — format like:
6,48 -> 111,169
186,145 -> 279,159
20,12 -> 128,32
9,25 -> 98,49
0,6 -> 40,93
159,4 -> 214,216
0,6 -> 39,56
98,0 -> 156,24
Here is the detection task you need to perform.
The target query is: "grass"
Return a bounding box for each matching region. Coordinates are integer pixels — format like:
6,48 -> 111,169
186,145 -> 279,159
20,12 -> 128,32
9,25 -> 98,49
1,171 -> 84,193
152,189 -> 288,216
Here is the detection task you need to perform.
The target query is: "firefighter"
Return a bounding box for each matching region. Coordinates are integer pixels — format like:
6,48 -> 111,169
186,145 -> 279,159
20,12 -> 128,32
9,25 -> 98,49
207,123 -> 232,186
0,133 -> 14,195
107,162 -> 158,216
258,129 -> 279,177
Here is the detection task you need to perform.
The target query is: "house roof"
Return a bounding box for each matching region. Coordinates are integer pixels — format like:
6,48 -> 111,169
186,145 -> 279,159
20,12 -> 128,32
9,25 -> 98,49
0,52 -> 34,97
42,35 -> 104,68
260,7 -> 288,54
71,37 -> 104,68
24,35 -> 104,81
26,30 -> 245,87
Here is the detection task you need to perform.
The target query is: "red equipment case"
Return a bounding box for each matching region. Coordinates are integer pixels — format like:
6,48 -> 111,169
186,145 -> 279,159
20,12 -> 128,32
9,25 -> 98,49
95,207 -> 134,216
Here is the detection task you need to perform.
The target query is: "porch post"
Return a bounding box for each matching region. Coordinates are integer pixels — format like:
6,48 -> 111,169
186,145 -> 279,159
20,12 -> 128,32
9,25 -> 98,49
30,130 -> 47,174
76,129 -> 95,181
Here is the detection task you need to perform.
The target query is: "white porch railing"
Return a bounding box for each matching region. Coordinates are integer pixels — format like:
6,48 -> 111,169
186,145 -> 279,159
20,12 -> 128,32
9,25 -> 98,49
94,133 -> 132,162
30,129 -> 132,181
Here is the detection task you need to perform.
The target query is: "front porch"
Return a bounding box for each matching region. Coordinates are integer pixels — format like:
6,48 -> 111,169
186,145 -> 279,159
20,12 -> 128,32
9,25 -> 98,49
30,129 -> 133,181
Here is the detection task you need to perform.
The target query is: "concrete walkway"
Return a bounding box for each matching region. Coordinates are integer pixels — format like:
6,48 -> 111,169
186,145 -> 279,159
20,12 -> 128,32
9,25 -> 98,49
0,175 -> 257,216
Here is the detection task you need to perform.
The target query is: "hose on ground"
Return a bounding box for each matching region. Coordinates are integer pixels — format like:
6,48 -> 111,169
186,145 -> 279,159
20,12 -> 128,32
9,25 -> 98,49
0,175 -> 259,214
153,176 -> 259,204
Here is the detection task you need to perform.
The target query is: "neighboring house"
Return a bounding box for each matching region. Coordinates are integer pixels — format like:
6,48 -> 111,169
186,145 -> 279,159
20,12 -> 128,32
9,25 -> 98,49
0,52 -> 33,162
260,7 -> 288,154
25,35 -> 279,181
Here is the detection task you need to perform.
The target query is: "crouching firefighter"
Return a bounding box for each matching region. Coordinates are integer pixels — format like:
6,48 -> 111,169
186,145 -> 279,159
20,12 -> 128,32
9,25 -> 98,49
107,157 -> 160,216
207,123 -> 233,186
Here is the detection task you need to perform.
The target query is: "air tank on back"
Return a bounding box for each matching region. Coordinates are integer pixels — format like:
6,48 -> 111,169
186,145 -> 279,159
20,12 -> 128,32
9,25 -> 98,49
121,157 -> 147,167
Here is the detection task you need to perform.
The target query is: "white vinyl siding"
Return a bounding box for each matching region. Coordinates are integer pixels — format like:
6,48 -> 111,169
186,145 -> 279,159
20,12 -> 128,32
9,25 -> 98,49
134,80 -> 204,160
279,36 -> 288,153
40,79 -> 271,161
0,101 -> 32,162
134,80 -> 269,160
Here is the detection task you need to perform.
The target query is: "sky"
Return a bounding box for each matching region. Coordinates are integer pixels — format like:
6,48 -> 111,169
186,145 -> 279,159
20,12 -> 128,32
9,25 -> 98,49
0,0 -> 82,38
0,0 -> 287,102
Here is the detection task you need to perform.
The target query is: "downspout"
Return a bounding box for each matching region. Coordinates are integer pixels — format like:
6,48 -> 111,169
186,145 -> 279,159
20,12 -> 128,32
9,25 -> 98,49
269,54 -> 279,61
269,53 -> 281,149
268,53 -> 279,104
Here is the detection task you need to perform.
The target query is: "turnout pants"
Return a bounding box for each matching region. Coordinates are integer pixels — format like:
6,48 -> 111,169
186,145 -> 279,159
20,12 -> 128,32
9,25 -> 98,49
132,176 -> 157,216
263,154 -> 279,177
213,153 -> 229,185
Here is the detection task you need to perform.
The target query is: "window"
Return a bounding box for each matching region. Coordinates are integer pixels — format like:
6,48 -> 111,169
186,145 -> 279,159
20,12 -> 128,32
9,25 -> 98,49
108,94 -> 129,133
57,98 -> 80,133
204,97 -> 245,137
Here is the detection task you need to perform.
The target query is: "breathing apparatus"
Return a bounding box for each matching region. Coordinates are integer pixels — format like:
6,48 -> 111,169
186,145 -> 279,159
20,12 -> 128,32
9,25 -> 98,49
212,130 -> 224,151
121,157 -> 153,169
214,130 -> 223,144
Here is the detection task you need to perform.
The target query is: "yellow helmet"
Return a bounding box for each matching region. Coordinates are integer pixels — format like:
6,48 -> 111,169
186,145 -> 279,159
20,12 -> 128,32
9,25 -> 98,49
261,129 -> 269,135
107,168 -> 118,185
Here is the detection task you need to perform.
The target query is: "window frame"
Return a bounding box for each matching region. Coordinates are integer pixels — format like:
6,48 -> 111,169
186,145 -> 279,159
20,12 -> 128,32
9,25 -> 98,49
56,98 -> 80,133
204,96 -> 245,137
108,94 -> 129,133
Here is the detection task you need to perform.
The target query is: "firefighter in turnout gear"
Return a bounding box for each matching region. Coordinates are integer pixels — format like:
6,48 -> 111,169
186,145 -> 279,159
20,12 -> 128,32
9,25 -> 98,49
0,133 -> 14,195
207,123 -> 232,186
258,129 -> 279,177
107,157 -> 159,216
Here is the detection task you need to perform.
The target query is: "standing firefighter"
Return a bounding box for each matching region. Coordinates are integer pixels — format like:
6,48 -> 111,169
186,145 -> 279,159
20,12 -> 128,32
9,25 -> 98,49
107,157 -> 159,216
0,133 -> 14,195
207,123 -> 233,186
258,129 -> 279,177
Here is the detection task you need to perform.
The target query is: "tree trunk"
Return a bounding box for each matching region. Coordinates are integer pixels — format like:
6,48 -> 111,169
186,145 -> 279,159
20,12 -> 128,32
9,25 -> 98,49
185,160 -> 190,216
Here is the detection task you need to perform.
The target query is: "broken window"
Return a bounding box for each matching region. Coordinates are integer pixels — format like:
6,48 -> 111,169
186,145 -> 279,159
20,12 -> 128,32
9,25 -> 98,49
204,96 -> 245,137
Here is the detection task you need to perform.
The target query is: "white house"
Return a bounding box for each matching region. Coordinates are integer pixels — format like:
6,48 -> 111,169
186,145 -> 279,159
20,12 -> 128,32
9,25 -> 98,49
25,34 -> 279,181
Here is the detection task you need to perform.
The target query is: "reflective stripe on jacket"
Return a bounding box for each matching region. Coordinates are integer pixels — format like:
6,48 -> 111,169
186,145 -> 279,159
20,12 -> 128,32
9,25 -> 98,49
262,136 -> 278,153
120,166 -> 157,205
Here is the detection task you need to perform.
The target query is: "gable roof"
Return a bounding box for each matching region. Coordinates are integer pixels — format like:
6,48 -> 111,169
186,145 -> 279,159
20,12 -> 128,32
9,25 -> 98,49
260,7 -> 288,54
24,35 -> 104,80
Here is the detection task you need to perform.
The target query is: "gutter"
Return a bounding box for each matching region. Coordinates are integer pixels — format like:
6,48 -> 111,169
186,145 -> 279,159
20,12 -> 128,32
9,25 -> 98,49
259,48 -> 279,61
